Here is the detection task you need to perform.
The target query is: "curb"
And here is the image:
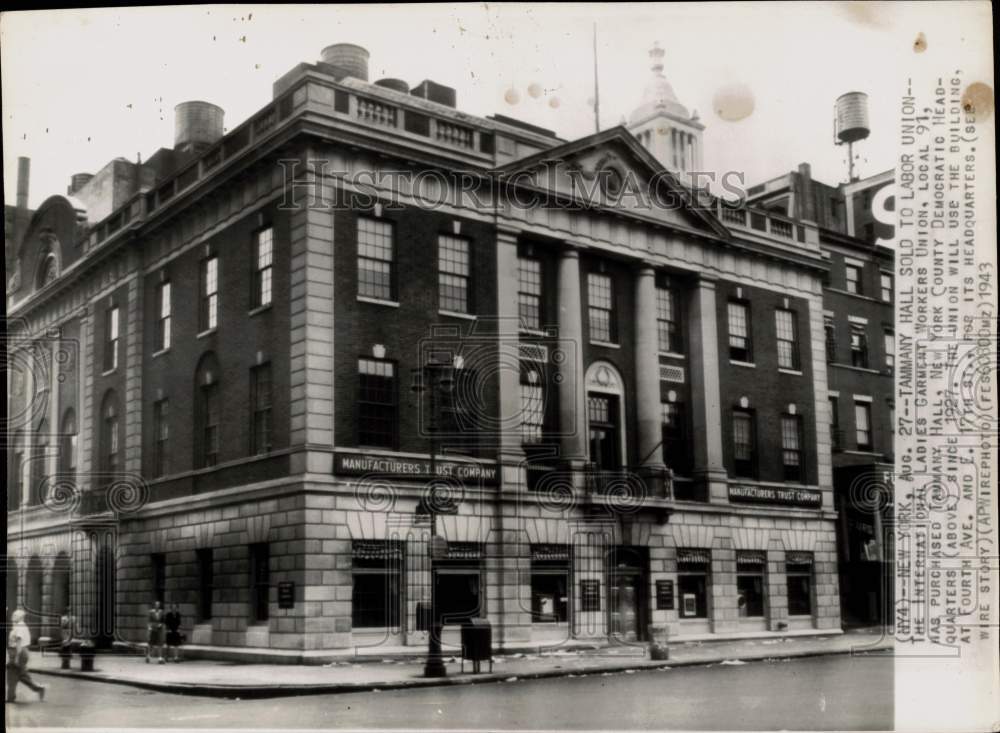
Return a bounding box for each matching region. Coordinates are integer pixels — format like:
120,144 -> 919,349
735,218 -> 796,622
30,644 -> 893,699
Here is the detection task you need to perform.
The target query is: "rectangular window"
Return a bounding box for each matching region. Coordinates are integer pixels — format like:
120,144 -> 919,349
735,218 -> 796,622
781,414 -> 803,482
153,398 -> 169,478
786,553 -> 814,615
199,256 -> 218,331
677,549 -> 711,619
520,363 -> 545,444
727,301 -> 751,362
775,309 -> 799,369
250,364 -> 273,455
732,409 -> 756,478
855,401 -> 872,449
435,543 -> 484,625
656,280 -> 681,353
850,323 -> 869,368
880,272 -> 893,302
104,410 -> 120,473
661,402 -> 688,475
202,383 -> 220,467
151,553 -> 166,605
824,315 -> 836,363
829,396 -> 841,451
104,305 -> 119,371
252,227 -> 274,308
197,548 -> 213,622
517,256 -> 542,330
529,545 -> 570,623
155,281 -> 171,351
438,234 -> 471,313
249,543 -> 270,623
358,358 -> 397,448
884,330 -> 895,371
357,217 -> 394,301
587,272 -> 615,343
736,551 -> 766,618
845,264 -> 862,294
352,541 -> 403,629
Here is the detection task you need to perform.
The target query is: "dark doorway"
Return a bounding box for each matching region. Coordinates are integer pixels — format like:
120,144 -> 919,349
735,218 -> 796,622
607,546 -> 649,642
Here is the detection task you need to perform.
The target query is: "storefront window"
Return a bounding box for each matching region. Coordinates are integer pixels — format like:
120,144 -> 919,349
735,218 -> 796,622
786,552 -> 814,616
530,545 -> 570,623
352,540 -> 403,629
736,551 -> 766,617
677,549 -> 711,619
435,542 -> 483,625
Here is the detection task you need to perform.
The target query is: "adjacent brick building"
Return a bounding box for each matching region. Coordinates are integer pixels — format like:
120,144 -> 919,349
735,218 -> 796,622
8,42 -> 845,660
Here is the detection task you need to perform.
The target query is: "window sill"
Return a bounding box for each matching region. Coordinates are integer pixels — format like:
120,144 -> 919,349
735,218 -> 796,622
730,360 -> 756,369
357,296 -> 400,308
249,303 -> 272,317
439,309 -> 477,321
520,328 -> 548,338
197,328 -> 217,340
658,351 -> 686,360
590,340 -> 620,349
101,367 -> 117,377
843,449 -> 880,456
152,348 -> 170,359
831,363 -> 883,375
778,368 -> 803,376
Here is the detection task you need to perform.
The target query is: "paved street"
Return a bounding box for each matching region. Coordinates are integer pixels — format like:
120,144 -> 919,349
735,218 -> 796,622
6,654 -> 892,730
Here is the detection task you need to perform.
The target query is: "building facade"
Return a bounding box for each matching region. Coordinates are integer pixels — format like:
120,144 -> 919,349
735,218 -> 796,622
7,42 -> 844,660
746,165 -> 896,626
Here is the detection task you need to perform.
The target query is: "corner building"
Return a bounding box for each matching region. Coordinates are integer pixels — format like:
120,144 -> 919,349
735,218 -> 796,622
6,43 -> 841,660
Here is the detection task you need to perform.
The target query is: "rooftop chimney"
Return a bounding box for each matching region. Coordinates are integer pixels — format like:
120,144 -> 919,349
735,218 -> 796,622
68,173 -> 94,196
174,101 -> 225,154
320,43 -> 370,82
16,156 -> 30,209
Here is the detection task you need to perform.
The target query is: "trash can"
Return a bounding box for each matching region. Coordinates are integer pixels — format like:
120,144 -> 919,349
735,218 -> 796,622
460,619 -> 493,673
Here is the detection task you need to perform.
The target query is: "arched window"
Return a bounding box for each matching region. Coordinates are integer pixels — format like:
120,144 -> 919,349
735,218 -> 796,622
100,391 -> 120,474
31,420 -> 49,505
60,409 -> 78,475
195,353 -> 221,468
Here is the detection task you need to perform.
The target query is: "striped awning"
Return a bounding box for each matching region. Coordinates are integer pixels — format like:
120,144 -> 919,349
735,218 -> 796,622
676,548 -> 711,566
736,551 -> 767,567
532,544 -> 570,561
352,541 -> 403,560
786,551 -> 814,566
446,542 -> 483,560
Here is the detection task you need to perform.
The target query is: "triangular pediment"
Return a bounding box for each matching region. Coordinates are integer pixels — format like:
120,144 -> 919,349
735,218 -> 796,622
494,126 -> 728,238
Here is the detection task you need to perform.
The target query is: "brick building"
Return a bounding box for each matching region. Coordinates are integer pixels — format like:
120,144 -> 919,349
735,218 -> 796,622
7,42 -> 844,660
746,166 -> 895,626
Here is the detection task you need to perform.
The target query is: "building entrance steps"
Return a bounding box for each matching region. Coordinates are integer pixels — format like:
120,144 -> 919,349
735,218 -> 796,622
28,627 -> 892,698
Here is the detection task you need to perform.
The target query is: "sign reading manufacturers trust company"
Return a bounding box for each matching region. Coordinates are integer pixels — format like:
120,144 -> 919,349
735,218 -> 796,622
334,452 -> 500,485
728,484 -> 823,508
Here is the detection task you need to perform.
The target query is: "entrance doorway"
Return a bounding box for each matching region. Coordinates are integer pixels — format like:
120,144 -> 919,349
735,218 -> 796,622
607,546 -> 648,642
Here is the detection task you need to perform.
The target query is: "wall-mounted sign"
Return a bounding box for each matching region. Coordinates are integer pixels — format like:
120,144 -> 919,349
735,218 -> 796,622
334,452 -> 498,485
728,485 -> 822,508
278,581 -> 295,609
655,580 -> 675,610
580,579 -> 601,612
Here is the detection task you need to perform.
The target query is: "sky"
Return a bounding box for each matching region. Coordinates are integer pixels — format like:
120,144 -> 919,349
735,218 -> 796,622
1,2 -> 993,209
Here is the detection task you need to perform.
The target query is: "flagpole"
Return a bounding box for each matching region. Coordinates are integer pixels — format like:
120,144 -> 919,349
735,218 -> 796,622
593,22 -> 600,133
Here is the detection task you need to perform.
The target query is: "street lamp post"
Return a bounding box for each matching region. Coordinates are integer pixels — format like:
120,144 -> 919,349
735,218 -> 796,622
411,356 -> 460,679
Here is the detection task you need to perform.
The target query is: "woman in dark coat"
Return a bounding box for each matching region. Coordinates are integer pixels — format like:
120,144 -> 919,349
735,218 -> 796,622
164,603 -> 183,663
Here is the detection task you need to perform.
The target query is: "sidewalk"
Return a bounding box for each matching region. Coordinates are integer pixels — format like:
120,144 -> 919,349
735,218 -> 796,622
29,628 -> 893,698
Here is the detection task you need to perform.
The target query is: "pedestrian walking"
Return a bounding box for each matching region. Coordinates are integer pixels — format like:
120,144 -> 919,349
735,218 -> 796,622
6,609 -> 45,703
146,600 -> 165,664
164,603 -> 183,663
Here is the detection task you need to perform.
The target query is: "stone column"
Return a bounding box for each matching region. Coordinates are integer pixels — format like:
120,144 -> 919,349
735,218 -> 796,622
710,539 -> 737,634
557,246 -> 587,468
634,265 -> 664,473
495,228 -> 525,491
687,275 -> 727,502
